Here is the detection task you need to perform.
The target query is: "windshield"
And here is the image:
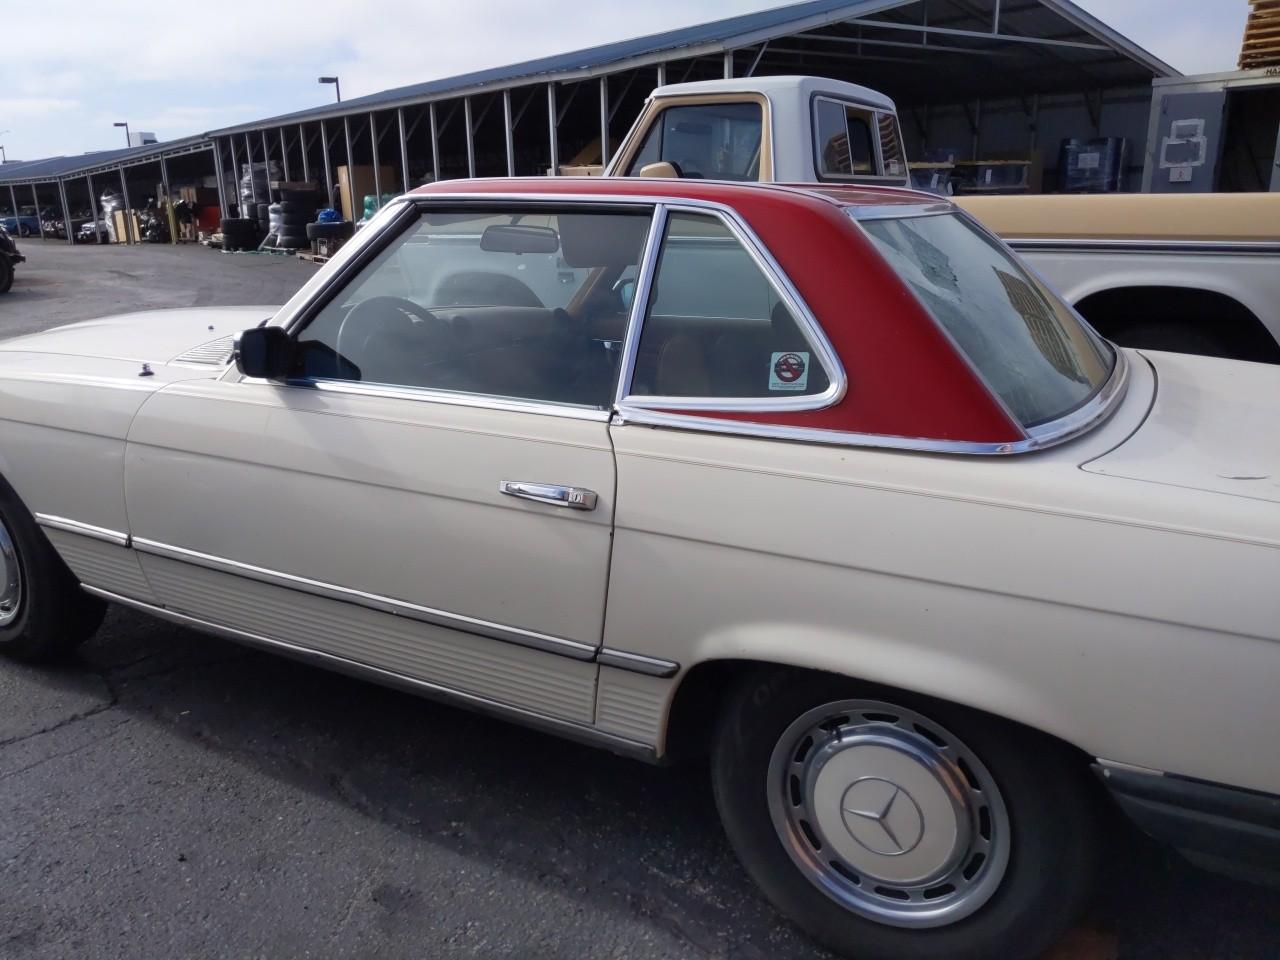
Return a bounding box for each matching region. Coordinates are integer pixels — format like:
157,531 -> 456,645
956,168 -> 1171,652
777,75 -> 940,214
859,212 -> 1115,428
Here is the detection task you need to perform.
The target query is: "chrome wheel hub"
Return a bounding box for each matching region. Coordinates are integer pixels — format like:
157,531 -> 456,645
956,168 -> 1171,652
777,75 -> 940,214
0,517 -> 22,627
768,699 -> 1009,929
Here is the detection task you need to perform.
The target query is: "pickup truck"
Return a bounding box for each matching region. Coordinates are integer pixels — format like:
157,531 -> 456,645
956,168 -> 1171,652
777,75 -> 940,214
0,227 -> 22,293
606,76 -> 1280,364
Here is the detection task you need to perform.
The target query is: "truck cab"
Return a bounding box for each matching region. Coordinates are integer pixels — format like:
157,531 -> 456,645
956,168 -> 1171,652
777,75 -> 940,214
606,76 -> 909,187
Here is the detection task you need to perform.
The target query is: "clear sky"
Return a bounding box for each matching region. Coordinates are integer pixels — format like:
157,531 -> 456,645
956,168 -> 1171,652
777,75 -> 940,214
0,0 -> 1251,163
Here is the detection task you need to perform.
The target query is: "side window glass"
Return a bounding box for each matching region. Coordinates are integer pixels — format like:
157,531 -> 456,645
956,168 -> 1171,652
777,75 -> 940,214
878,113 -> 905,178
815,99 -> 881,179
629,212 -> 831,400
624,102 -> 763,181
292,207 -> 652,410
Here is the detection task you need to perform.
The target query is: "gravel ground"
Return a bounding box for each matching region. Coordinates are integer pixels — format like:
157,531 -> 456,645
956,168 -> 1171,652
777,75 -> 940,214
1,240 -> 1277,960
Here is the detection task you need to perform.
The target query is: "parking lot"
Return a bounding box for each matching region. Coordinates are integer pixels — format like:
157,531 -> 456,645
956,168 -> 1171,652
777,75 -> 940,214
1,240 -> 1278,960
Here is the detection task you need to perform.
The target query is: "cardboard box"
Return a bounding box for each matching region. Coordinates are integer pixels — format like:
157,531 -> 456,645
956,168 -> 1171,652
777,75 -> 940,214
336,165 -> 395,221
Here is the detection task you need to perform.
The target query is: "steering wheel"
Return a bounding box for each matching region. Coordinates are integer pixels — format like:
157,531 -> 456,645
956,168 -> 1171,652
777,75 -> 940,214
334,296 -> 448,383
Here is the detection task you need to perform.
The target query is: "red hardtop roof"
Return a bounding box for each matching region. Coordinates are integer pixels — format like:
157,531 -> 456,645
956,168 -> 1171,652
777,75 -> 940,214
407,176 -> 943,211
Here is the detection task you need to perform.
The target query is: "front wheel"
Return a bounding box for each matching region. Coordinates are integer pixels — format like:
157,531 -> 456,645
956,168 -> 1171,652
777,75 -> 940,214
712,670 -> 1100,960
0,477 -> 106,662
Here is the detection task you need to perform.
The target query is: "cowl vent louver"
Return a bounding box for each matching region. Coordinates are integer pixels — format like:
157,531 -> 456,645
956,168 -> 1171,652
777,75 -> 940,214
173,336 -> 235,366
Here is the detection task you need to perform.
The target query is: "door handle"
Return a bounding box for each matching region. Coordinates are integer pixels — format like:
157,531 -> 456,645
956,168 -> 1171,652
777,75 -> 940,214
499,481 -> 598,511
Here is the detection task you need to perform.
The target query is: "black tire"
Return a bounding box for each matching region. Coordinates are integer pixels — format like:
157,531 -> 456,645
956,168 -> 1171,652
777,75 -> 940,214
274,233 -> 307,249
0,256 -> 13,294
276,200 -> 310,215
256,203 -> 271,220
18,225 -> 32,238
0,475 -> 106,662
219,217 -> 253,230
712,669 -> 1100,960
277,213 -> 309,228
280,189 -> 317,202
306,221 -> 354,241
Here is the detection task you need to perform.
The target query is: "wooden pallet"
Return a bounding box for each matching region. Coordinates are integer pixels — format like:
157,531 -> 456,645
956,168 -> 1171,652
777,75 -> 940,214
296,251 -> 330,265
1241,0 -> 1280,69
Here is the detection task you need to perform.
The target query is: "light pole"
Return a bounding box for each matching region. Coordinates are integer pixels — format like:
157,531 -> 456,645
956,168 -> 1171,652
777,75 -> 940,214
0,130 -> 8,164
318,76 -> 342,103
113,121 -> 131,147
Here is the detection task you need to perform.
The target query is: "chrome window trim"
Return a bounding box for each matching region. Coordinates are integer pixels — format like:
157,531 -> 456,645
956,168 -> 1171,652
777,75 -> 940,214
82,585 -> 658,763
131,536 -> 598,661
614,349 -> 1127,456
613,205 -> 671,408
35,514 -> 129,548
810,94 -> 907,185
268,377 -> 614,423
618,202 -> 847,413
848,203 -> 954,221
1007,238 -> 1280,257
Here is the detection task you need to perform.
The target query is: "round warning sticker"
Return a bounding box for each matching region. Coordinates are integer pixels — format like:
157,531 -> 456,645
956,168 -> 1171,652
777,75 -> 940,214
769,351 -> 809,391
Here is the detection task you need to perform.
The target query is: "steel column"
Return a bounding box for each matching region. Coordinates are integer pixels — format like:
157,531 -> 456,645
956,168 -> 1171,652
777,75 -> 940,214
503,90 -> 516,177
31,185 -> 45,240
7,186 -> 17,229
245,134 -> 258,206
343,115 -> 355,215
464,98 -> 476,178
118,168 -> 134,245
724,50 -> 734,78
656,63 -> 667,87
159,153 -> 175,245
212,141 -> 228,218
429,103 -> 441,182
320,120 -> 333,205
599,78 -> 610,168
57,180 -> 73,246
300,124 -> 311,184
280,128 -> 291,182
398,108 -> 410,191
86,174 -> 101,241
370,114 -> 382,208
547,84 -> 560,176
261,129 -> 273,202
229,136 -> 240,215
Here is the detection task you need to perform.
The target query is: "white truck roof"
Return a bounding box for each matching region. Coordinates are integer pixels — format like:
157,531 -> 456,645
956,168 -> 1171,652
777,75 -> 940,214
649,75 -> 897,113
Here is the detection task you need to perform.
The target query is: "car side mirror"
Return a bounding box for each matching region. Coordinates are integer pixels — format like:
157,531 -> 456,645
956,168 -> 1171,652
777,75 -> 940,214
638,161 -> 681,179
234,326 -> 294,380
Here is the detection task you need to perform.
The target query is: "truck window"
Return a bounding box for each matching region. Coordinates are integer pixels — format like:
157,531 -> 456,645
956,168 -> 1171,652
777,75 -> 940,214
815,98 -> 877,177
625,102 -> 763,181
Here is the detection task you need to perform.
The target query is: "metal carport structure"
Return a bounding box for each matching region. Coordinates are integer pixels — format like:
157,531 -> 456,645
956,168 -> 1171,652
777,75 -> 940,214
0,137 -> 213,245
203,0 -> 1178,214
2,0 -> 1179,245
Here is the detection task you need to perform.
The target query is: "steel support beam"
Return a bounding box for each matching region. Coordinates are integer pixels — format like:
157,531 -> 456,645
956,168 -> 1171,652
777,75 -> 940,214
245,134 -> 258,206
300,124 -> 311,184
656,63 -> 667,87
343,115 -> 355,213
8,186 -> 17,228
547,84 -> 560,176
261,129 -> 274,202
840,20 -> 1111,52
599,77 -> 610,168
398,108 -> 410,191
464,97 -> 476,178
212,142 -> 228,218
320,120 -> 333,205
32,185 -> 45,240
724,50 -> 734,78
229,136 -> 240,215
746,42 -> 769,76
57,180 -> 73,246
370,114 -> 383,208
503,90 -> 516,177
118,168 -> 134,245
159,153 -> 175,245
280,128 -> 291,182
429,103 -> 441,182
86,174 -> 101,241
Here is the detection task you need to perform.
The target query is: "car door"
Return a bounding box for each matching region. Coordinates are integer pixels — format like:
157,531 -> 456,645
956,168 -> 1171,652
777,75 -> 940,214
123,199 -> 656,726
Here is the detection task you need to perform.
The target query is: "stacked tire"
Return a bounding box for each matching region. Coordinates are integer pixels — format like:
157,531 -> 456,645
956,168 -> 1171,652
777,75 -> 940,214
267,193 -> 318,250
220,217 -> 258,252
255,203 -> 271,237
305,221 -> 356,245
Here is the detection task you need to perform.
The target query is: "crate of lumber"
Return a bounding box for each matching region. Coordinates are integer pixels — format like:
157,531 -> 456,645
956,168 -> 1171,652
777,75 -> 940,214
1240,0 -> 1280,69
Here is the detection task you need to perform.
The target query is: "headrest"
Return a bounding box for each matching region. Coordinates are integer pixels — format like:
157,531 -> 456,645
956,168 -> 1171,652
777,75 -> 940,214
558,213 -> 651,268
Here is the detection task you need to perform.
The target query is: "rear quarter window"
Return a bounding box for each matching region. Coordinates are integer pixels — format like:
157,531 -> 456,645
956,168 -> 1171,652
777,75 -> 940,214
858,212 -> 1115,428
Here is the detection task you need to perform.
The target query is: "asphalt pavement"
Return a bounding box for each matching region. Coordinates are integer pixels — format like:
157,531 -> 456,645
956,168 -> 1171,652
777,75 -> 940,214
1,240 -> 1277,959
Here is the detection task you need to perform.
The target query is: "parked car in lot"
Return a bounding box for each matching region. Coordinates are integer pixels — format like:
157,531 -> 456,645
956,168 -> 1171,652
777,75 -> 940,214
0,226 -> 22,292
0,178 -> 1276,960
0,208 -> 42,238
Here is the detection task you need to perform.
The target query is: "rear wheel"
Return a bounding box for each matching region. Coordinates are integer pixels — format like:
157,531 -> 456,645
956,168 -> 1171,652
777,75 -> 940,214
0,478 -> 106,662
712,670 -> 1099,960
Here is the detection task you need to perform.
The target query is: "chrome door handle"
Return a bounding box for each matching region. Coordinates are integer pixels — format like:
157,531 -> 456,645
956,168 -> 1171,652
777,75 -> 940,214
499,481 -> 598,511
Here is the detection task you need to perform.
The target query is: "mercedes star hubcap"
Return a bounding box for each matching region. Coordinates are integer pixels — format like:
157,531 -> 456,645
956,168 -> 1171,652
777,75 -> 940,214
768,699 -> 1010,928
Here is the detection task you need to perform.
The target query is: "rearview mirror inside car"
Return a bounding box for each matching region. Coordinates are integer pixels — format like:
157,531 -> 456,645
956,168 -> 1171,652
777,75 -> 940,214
235,326 -> 294,380
480,223 -> 560,255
